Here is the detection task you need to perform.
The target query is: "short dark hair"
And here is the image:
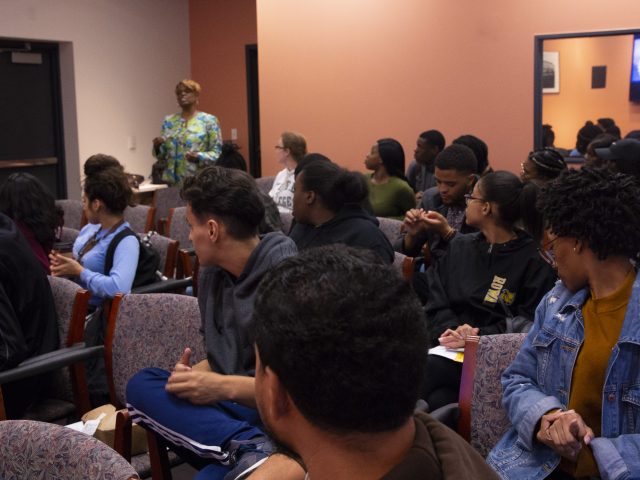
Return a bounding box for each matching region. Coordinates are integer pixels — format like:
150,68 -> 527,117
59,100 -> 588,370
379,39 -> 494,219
435,144 -> 477,174
542,124 -> 555,148
419,130 -> 446,151
526,148 -> 567,180
0,172 -> 61,248
452,135 -> 488,174
297,160 -> 368,213
538,167 -> 640,260
576,121 -> 603,154
294,153 -> 331,177
83,154 -> 131,214
181,166 -> 265,239
254,245 -> 427,434
377,138 -> 406,179
217,142 -> 247,172
597,117 -> 621,139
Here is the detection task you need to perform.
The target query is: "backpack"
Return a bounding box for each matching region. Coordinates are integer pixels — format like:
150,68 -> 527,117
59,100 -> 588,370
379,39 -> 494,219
104,227 -> 161,288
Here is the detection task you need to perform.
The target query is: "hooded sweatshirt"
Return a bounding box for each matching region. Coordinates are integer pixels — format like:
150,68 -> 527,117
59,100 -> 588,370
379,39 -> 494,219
289,205 -> 395,264
381,412 -> 499,479
198,232 -> 297,376
425,230 -> 556,345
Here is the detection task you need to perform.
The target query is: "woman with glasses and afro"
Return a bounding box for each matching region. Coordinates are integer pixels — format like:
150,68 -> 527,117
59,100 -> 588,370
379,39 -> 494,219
489,168 -> 640,480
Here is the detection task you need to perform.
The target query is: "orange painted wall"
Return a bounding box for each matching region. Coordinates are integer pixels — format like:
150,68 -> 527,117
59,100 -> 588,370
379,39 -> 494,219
189,0 -> 257,165
256,0 -> 640,176
543,35 -> 640,150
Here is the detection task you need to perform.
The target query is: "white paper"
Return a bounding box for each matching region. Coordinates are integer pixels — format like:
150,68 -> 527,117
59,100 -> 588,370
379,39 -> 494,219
428,345 -> 465,363
81,412 -> 107,436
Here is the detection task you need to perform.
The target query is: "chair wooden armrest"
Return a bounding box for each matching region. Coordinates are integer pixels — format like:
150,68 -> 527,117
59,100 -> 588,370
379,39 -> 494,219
401,256 -> 415,282
115,409 -> 133,462
457,335 -> 480,442
147,429 -> 173,480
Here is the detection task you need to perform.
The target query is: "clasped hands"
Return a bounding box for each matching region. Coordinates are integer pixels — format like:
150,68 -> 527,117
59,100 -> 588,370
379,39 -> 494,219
439,324 -> 479,349
402,209 -> 453,239
536,409 -> 594,461
165,347 -> 227,405
49,252 -> 83,277
152,137 -> 199,163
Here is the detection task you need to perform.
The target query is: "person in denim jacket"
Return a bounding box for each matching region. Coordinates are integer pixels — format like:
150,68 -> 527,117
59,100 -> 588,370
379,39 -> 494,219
488,167 -> 640,480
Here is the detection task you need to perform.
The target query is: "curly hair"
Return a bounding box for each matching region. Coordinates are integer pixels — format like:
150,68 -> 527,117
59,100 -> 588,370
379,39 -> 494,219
538,167 -> 640,260
0,173 -> 61,248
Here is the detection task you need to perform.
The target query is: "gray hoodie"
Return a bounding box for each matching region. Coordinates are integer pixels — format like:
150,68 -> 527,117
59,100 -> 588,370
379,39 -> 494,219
198,232 -> 297,376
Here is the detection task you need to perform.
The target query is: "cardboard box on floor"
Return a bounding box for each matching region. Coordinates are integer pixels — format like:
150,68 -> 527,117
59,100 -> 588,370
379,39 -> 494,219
82,404 -> 148,455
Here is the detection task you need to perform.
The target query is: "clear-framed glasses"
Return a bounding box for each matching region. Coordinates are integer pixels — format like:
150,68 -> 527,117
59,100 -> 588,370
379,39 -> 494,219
538,235 -> 560,269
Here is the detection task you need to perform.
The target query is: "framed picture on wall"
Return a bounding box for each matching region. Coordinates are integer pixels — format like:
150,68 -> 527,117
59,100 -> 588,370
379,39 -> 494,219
543,51 -> 560,93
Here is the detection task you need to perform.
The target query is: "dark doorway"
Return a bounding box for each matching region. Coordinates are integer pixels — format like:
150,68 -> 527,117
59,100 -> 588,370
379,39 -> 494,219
0,40 -> 66,197
245,44 -> 261,178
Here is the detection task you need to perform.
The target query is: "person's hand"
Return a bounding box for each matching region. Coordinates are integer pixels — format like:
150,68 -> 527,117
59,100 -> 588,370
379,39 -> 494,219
153,136 -> 166,150
49,252 -> 83,277
166,367 -> 229,405
536,409 -> 594,461
402,208 -> 428,236
422,210 -> 453,238
439,324 -> 479,349
173,347 -> 192,373
185,151 -> 200,163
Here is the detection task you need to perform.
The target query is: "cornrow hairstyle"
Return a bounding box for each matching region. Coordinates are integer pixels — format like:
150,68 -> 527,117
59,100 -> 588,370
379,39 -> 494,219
538,167 -> 640,260
527,148 -> 567,180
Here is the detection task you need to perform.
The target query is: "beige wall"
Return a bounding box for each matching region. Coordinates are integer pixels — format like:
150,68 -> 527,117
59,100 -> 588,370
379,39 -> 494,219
256,0 -> 640,176
189,0 -> 257,169
0,0 -> 191,199
543,35 -> 640,150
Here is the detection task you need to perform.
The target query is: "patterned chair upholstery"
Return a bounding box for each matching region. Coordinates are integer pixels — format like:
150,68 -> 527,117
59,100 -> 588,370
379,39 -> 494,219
165,206 -> 190,249
145,232 -> 179,279
124,205 -> 156,233
280,211 -> 293,235
459,333 -> 527,457
56,199 -> 86,230
153,186 -> 185,232
105,293 -> 205,477
60,226 -> 80,244
377,217 -> 403,244
2,277 -> 92,421
0,420 -> 138,479
255,175 -> 275,195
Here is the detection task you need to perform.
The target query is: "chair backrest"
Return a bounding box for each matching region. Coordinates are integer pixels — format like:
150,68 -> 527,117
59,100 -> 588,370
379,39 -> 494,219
166,206 -> 190,248
0,420 -> 138,479
145,232 -> 179,279
60,227 -> 80,244
255,175 -> 275,195
377,217 -> 403,244
458,333 -> 527,457
124,205 -> 156,233
105,293 -> 205,408
56,199 -> 87,230
47,275 -> 91,347
153,186 -> 185,231
280,211 -> 293,235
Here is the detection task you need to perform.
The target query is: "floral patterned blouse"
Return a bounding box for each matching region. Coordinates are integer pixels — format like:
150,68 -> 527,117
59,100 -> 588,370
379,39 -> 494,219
154,111 -> 222,185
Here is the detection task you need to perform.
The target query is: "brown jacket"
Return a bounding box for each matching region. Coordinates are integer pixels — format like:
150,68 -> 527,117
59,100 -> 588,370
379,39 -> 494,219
381,413 -> 499,479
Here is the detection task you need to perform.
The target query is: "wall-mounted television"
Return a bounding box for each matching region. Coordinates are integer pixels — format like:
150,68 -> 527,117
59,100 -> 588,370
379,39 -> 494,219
631,34 -> 640,102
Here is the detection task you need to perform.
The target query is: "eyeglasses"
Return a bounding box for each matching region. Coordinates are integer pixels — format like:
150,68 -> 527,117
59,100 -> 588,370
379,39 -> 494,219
274,145 -> 286,150
464,193 -> 486,204
538,235 -> 560,269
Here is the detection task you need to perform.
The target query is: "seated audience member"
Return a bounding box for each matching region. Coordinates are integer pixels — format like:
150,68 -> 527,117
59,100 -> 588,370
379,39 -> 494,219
625,129 -> 640,140
289,158 -> 394,263
0,172 -> 62,273
520,148 -> 567,185
395,144 -> 478,260
269,131 -> 307,214
584,133 -> 617,168
126,166 -> 299,479
453,134 -> 491,176
253,245 -> 500,480
0,213 -> 59,418
422,171 -> 556,410
218,142 -> 282,233
569,121 -> 603,157
50,155 -> 140,308
405,130 -> 446,197
542,124 -> 556,148
595,138 -> 640,182
364,138 -> 416,219
597,117 -> 621,139
488,167 -> 640,480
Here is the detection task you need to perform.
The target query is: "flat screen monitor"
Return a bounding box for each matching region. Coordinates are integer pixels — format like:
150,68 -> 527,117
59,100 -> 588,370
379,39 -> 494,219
630,34 -> 640,102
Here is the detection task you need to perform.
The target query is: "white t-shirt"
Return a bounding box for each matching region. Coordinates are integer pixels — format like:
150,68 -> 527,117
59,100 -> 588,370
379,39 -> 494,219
269,167 -> 295,214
